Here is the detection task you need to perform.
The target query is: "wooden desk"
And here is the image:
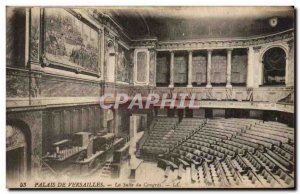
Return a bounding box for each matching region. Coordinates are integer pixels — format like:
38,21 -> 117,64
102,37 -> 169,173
46,148 -> 86,173
50,147 -> 86,162
113,143 -> 130,164
74,150 -> 106,175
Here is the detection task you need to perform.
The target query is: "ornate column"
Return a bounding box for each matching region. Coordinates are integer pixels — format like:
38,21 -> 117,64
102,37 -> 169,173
154,50 -> 157,87
286,39 -> 294,87
169,51 -> 174,88
226,48 -> 233,88
253,46 -> 261,87
247,46 -> 254,87
112,109 -> 118,135
100,28 -> 105,79
187,50 -> 193,88
206,49 -> 212,88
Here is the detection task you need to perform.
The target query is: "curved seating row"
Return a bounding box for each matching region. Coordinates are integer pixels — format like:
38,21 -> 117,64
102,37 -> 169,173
155,118 -> 294,188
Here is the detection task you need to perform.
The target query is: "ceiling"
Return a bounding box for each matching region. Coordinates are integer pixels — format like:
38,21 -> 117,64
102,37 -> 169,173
101,7 -> 294,41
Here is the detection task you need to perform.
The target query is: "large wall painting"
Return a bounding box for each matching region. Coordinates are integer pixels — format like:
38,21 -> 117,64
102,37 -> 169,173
44,8 -> 100,75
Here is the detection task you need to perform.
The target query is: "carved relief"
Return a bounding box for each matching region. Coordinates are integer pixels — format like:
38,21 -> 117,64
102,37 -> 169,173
131,39 -> 157,48
205,88 -> 213,99
253,46 -> 261,53
41,75 -> 100,97
30,8 -> 40,63
6,70 -> 30,98
226,88 -> 233,100
6,125 -> 26,150
149,49 -> 156,85
116,45 -> 131,83
129,51 -> 134,84
246,88 -> 253,101
30,73 -> 41,98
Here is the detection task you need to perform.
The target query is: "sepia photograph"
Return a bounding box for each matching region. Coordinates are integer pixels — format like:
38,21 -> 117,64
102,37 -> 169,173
5,5 -> 295,189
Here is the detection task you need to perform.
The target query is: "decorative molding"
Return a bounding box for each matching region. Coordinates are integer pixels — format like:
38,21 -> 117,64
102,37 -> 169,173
287,39 -> 294,50
226,88 -> 233,100
155,29 -> 294,51
133,48 -> 150,86
258,43 -> 289,63
131,38 -> 158,48
253,46 -> 262,52
88,9 -> 131,44
41,55 -> 49,67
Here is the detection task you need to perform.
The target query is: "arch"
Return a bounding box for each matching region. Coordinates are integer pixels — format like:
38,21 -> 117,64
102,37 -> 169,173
259,44 -> 288,63
6,119 -> 32,180
261,47 -> 287,85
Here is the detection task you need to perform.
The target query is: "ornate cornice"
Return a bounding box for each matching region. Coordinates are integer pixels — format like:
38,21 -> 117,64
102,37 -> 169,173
155,29 -> 294,51
83,8 -> 294,52
130,38 -> 158,48
88,9 -> 131,44
253,46 -> 262,52
73,8 -> 295,51
104,27 -> 115,40
287,39 -> 294,50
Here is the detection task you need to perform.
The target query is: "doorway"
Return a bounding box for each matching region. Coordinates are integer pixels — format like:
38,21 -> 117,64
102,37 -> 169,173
130,115 -> 147,140
7,147 -> 25,182
6,123 -> 30,186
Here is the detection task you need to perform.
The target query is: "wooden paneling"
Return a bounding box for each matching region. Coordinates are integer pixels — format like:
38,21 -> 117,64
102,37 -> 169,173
44,106 -> 101,152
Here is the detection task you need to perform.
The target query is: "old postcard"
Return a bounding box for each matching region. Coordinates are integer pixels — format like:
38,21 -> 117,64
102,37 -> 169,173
6,6 -> 295,189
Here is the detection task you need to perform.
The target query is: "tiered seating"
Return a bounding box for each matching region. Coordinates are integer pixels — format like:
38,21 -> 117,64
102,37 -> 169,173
140,117 -> 205,158
249,122 -> 294,143
282,143 -> 294,153
201,161 -> 214,185
141,117 -> 178,156
273,145 -> 293,161
155,118 -> 294,188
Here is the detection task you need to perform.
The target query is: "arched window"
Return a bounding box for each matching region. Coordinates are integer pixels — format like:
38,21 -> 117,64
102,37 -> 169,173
263,47 -> 286,85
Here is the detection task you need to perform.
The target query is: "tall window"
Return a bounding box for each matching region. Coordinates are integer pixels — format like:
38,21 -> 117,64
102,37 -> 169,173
263,47 -> 286,85
174,52 -> 188,87
192,51 -> 207,86
231,49 -> 247,86
156,52 -> 170,87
